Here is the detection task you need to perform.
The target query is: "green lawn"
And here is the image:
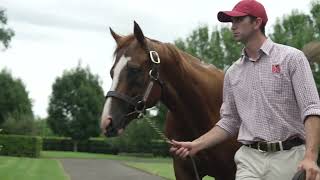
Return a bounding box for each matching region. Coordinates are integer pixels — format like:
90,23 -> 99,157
0,151 -> 213,180
42,151 -> 172,162
0,155 -> 69,180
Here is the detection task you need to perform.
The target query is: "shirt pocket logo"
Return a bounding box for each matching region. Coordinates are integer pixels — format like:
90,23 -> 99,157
272,64 -> 281,73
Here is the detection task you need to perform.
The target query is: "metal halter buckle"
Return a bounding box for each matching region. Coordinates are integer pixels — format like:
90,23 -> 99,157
149,51 -> 160,64
149,69 -> 159,80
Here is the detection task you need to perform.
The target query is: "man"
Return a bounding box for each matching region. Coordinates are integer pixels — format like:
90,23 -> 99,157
170,0 -> 320,179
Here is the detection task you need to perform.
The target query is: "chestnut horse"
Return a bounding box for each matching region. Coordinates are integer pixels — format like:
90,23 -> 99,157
101,22 -> 240,180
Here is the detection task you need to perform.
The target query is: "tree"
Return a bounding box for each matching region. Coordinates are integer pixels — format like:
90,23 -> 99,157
174,25 -> 242,70
47,64 -> 105,151
1,113 -> 35,135
0,9 -> 14,49
311,0 -> 320,36
270,10 -> 318,50
33,117 -> 54,137
0,69 -> 34,129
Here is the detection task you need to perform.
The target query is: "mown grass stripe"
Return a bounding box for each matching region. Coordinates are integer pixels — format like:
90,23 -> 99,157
0,156 -> 69,180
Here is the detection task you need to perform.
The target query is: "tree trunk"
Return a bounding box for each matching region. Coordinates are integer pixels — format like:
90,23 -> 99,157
73,140 -> 78,152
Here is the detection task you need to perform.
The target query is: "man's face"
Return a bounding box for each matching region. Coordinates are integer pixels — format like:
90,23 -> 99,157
230,16 -> 257,43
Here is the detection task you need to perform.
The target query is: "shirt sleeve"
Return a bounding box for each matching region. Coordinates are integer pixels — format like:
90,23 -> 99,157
289,50 -> 320,122
216,71 -> 241,136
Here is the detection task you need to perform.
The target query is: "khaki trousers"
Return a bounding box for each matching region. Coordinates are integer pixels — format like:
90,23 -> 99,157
235,145 -> 305,180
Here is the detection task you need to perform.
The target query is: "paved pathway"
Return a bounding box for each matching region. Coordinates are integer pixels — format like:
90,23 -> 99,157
59,159 -> 166,180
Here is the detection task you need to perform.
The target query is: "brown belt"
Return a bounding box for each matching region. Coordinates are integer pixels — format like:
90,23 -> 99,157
244,137 -> 305,152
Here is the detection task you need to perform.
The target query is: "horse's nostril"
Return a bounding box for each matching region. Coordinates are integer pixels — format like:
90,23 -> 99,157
101,116 -> 112,130
106,116 -> 113,122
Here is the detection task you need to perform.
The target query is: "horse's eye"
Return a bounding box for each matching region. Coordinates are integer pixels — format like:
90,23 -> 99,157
127,66 -> 144,87
127,67 -> 142,76
127,62 -> 142,74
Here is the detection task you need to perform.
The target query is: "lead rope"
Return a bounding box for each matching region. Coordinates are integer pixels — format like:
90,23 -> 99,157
144,116 -> 201,180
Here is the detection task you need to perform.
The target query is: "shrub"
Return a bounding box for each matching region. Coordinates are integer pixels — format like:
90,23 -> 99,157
42,136 -> 170,156
43,137 -> 118,154
0,135 -> 42,158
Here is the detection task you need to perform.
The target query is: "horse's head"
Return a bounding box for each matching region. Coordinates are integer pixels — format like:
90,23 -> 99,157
101,21 -> 163,137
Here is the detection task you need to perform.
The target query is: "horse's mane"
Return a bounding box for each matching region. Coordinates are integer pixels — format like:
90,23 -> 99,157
113,34 -> 215,70
162,42 -> 218,72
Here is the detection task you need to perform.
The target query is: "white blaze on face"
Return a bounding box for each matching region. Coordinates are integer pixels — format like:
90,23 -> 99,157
103,55 -> 131,118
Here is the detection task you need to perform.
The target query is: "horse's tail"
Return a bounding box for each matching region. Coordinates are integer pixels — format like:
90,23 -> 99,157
302,41 -> 320,63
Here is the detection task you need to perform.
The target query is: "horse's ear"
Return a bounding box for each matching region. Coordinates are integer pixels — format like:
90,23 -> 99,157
109,27 -> 122,44
133,21 -> 146,47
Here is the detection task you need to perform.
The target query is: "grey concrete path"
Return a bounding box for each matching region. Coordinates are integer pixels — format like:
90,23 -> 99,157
59,158 -> 166,180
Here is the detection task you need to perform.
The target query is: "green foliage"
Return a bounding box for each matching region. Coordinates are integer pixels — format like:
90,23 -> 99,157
0,9 -> 14,49
0,69 -> 34,128
42,136 -> 170,156
311,0 -> 320,35
33,118 -> 55,137
115,118 -> 159,152
47,64 -> 105,150
42,137 -> 118,154
42,137 -> 73,151
174,25 -> 242,70
1,113 -> 35,135
270,10 -> 318,49
0,135 -> 42,158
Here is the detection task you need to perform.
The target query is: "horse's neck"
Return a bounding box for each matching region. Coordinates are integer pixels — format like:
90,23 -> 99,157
157,45 -> 223,137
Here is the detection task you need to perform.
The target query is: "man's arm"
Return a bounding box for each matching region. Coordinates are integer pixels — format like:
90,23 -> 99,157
171,125 -> 232,158
304,116 -> 320,162
289,50 -> 320,180
194,125 -> 232,150
298,116 -> 320,180
171,71 -> 240,158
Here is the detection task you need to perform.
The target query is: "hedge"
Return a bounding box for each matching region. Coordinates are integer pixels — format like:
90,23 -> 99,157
43,137 -> 119,155
42,137 -> 73,151
42,137 -> 170,156
0,135 -> 42,158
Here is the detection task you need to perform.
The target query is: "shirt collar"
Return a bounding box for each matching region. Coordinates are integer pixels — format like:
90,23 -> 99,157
241,38 -> 274,62
260,38 -> 274,56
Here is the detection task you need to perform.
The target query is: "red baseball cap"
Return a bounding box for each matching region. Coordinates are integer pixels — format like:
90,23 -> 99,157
217,0 -> 268,25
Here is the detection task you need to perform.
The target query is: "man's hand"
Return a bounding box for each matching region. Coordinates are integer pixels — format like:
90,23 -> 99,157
169,140 -> 200,159
169,126 -> 232,159
298,158 -> 320,180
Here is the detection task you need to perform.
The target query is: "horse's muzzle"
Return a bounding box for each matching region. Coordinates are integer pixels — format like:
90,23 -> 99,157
105,123 -> 119,137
